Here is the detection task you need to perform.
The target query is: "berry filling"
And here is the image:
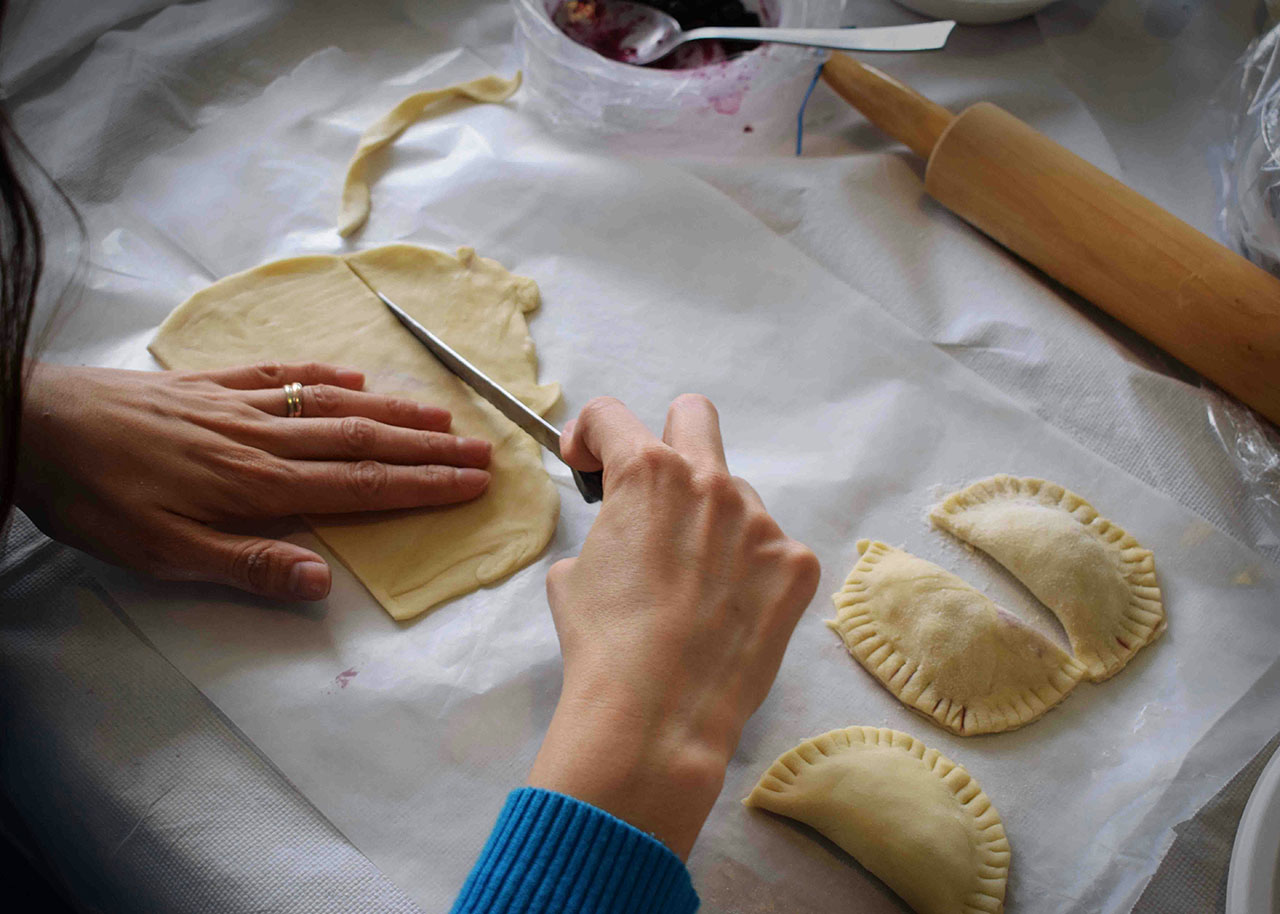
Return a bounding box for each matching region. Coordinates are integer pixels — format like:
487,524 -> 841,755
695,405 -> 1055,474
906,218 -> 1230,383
554,0 -> 763,69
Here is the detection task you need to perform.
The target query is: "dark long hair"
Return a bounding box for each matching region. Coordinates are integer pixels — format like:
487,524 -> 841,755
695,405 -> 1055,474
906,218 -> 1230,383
0,0 -> 85,525
0,96 -> 42,521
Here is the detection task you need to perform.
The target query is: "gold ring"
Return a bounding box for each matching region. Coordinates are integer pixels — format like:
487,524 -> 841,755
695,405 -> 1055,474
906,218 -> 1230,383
283,382 -> 304,418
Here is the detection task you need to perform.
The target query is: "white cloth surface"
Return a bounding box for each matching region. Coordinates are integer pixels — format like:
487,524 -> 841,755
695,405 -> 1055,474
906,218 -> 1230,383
0,513 -> 424,914
4,1 -> 1280,913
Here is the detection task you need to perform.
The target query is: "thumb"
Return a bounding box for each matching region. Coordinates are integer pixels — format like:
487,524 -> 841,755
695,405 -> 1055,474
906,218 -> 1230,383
175,523 -> 332,601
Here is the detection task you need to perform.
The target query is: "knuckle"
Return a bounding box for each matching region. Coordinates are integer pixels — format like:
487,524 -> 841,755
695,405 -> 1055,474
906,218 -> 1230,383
418,464 -> 464,492
339,416 -> 378,453
671,392 -> 716,415
744,510 -> 783,543
579,396 -> 624,424
786,543 -> 822,586
310,384 -> 342,415
228,540 -> 289,592
253,361 -> 285,384
695,470 -> 740,507
422,430 -> 458,460
615,444 -> 683,485
389,398 -> 422,425
298,361 -> 327,381
344,460 -> 389,498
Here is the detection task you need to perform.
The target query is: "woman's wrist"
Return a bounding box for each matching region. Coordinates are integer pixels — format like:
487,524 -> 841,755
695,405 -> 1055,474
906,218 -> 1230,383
14,362 -> 65,516
527,683 -> 733,860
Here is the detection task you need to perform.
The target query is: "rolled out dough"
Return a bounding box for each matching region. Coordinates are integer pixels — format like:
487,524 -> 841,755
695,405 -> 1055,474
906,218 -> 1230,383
149,244 -> 560,621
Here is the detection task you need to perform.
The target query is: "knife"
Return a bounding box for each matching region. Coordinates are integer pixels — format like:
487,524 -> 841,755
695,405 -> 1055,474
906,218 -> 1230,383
360,280 -> 604,504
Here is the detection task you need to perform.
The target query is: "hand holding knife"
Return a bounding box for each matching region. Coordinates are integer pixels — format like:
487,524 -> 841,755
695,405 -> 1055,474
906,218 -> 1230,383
361,279 -> 604,503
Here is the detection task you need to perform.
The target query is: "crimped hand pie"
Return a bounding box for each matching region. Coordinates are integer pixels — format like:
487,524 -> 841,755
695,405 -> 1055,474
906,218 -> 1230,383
745,727 -> 1010,914
830,540 -> 1086,735
930,475 -> 1165,681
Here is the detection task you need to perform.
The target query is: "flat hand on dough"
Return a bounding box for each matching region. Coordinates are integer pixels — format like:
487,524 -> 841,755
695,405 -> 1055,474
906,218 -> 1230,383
150,244 -> 559,621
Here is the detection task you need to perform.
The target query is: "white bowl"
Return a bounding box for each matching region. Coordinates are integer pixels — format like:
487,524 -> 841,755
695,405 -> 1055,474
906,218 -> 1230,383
893,0 -> 1059,25
1226,745 -> 1280,914
514,0 -> 846,146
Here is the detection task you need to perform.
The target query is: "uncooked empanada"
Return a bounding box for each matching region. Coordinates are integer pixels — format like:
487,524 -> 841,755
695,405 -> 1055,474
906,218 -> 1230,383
745,727 -> 1009,914
829,541 -> 1086,735
930,475 -> 1164,681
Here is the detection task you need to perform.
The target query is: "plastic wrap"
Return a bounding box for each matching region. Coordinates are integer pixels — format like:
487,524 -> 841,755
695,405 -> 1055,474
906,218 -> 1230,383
515,0 -> 845,146
1208,393 -> 1280,541
1215,20 -> 1280,543
1221,21 -> 1280,275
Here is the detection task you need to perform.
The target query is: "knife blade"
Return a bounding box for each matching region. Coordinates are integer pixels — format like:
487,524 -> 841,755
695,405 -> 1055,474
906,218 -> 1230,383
359,278 -> 603,504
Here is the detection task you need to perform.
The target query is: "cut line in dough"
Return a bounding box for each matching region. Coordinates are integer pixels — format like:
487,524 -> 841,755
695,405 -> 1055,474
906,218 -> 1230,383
745,726 -> 1010,914
930,475 -> 1165,681
150,244 -> 559,621
830,540 -> 1086,735
337,73 -> 522,237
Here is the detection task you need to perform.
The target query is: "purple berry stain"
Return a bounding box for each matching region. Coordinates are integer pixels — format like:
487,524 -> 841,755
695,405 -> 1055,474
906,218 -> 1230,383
335,668 -> 358,689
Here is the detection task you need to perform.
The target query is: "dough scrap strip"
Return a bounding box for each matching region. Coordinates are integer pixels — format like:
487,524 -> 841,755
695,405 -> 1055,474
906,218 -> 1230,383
337,73 -> 522,237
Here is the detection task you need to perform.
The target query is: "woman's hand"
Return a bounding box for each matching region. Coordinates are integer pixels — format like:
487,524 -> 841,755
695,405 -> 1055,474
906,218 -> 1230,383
16,361 -> 492,601
528,395 -> 821,860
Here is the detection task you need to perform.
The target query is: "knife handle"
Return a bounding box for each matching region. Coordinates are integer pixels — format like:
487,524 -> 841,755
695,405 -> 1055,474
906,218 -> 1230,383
572,469 -> 604,504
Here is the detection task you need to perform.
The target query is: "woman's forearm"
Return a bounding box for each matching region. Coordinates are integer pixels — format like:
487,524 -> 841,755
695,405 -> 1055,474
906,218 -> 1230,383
454,394 -> 819,912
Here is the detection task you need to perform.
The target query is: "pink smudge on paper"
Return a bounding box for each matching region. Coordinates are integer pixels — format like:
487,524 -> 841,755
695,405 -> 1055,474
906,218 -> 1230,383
335,668 -> 358,689
710,92 -> 744,115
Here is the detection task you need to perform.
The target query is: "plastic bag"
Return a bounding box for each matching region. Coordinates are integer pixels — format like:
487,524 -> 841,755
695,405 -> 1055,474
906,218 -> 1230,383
514,0 -> 846,149
1221,22 -> 1280,274
1213,19 -> 1280,542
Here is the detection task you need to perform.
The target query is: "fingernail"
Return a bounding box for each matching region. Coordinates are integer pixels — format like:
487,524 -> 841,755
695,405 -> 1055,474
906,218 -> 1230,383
455,467 -> 491,490
562,419 -> 576,442
421,405 -> 450,424
289,561 -> 330,600
336,368 -> 365,389
459,437 -> 493,466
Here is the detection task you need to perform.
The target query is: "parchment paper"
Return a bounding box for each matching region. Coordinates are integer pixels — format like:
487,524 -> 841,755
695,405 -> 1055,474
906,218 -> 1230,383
10,1 -> 1279,911
70,46 -> 1280,914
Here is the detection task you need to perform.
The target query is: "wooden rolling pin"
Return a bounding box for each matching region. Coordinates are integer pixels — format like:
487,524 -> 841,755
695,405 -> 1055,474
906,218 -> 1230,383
822,52 -> 1280,426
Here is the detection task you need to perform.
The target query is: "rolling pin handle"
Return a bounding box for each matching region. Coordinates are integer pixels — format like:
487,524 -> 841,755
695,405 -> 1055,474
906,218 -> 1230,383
818,51 -> 1280,426
820,51 -> 955,159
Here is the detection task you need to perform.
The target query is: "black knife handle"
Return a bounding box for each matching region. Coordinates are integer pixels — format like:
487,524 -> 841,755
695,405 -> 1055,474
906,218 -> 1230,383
572,469 -> 604,504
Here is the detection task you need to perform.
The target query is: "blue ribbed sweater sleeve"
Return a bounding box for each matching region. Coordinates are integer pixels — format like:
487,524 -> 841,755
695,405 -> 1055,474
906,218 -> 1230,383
450,788 -> 700,914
